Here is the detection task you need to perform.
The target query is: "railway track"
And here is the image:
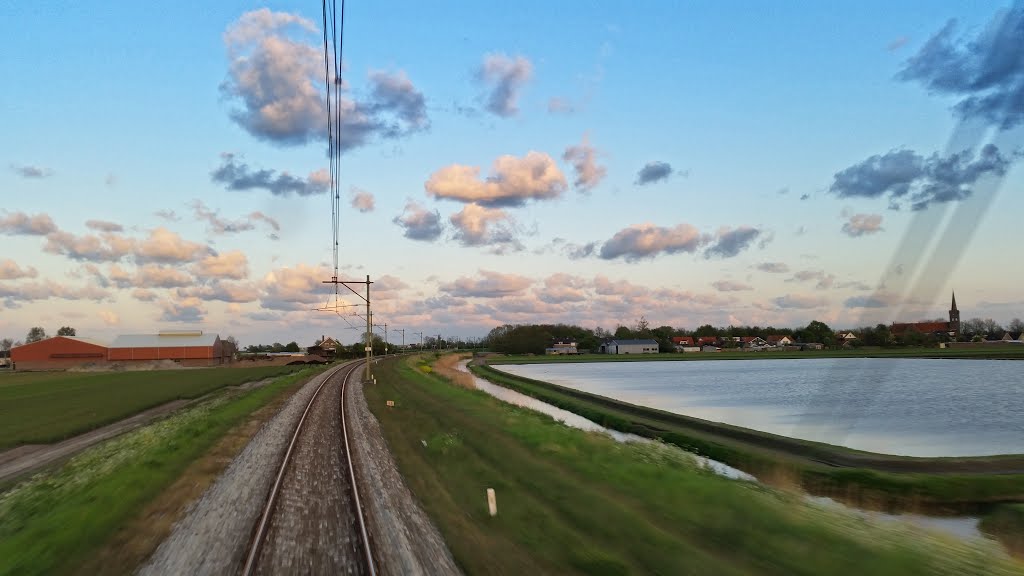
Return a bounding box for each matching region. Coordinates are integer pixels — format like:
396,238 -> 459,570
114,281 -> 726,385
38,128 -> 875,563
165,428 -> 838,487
241,360 -> 376,576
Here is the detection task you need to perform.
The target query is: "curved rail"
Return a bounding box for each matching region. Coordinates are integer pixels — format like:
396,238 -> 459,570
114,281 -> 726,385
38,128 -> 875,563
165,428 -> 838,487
241,360 -> 373,575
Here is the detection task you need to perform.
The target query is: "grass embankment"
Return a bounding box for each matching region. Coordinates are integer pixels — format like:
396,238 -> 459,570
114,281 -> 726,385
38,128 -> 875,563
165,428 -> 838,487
488,347 -> 1024,364
365,354 -> 1019,575
0,366 -> 301,450
984,505 -> 1024,558
471,364 -> 1024,512
0,365 -> 328,576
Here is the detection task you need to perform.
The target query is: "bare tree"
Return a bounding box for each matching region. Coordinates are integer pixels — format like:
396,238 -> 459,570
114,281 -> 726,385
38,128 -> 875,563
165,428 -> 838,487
0,338 -> 13,351
981,318 -> 1003,335
634,315 -> 650,335
26,327 -> 47,343
1009,318 -> 1024,333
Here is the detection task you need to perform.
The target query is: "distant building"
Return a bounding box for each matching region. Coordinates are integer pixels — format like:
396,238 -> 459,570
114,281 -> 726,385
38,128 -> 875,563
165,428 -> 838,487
308,335 -> 341,358
738,336 -> 768,348
891,292 -> 960,339
671,336 -> 695,347
108,331 -> 231,367
10,336 -> 110,371
545,339 -> 578,355
599,339 -> 659,354
671,336 -> 699,352
10,331 -> 233,370
766,335 -> 792,346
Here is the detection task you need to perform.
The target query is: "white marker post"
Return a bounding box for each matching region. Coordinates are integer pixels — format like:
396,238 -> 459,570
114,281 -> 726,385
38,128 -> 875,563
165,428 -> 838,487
486,488 -> 497,517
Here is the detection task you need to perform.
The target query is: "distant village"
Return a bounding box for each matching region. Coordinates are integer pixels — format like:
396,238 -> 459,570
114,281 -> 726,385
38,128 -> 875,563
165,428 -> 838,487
487,293 -> 1024,355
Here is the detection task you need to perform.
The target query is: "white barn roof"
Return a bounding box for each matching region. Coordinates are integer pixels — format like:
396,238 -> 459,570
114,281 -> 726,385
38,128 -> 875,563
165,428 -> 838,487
110,332 -> 219,349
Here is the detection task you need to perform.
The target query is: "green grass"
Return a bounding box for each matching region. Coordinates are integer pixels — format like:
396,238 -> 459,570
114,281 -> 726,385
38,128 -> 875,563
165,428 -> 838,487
0,365 -> 327,576
488,347 -> 1024,364
366,355 -> 1020,575
0,366 -> 303,450
471,364 -> 1024,510
982,505 -> 1024,558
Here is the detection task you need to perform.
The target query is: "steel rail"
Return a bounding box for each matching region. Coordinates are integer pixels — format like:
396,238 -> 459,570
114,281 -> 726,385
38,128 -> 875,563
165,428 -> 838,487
341,361 -> 377,576
240,360 -> 363,575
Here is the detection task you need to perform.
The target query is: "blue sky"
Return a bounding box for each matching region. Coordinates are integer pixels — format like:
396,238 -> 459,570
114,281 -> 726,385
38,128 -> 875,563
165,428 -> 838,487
2,1 -> 1022,347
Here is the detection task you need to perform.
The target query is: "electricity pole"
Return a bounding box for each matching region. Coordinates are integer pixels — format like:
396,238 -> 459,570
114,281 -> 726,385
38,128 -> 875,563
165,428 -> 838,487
322,275 -> 373,381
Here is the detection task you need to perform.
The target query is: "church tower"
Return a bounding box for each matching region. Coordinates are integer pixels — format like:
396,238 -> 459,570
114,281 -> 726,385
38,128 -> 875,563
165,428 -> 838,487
948,291 -> 960,335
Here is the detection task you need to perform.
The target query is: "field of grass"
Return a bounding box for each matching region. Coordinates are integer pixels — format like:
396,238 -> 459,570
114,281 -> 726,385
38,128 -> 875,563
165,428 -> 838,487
0,365 -> 328,576
471,363 -> 1024,512
488,347 -> 1024,364
365,354 -> 1020,575
983,505 -> 1024,558
0,366 -> 303,450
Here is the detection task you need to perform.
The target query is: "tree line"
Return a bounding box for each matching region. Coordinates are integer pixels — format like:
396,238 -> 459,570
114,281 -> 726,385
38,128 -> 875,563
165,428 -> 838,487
1,326 -> 77,351
485,315 -> 1024,355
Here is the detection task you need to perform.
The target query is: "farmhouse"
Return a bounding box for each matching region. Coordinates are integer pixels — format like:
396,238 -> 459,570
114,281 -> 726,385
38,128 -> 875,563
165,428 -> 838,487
599,339 -> 659,354
766,335 -> 792,346
671,336 -> 700,352
308,335 -> 341,358
545,339 -> 578,355
9,336 -> 110,371
108,331 -> 231,367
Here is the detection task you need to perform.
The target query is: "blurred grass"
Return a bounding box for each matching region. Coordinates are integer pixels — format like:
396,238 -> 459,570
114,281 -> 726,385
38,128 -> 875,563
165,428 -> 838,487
983,505 -> 1024,558
0,366 -> 302,449
0,365 -> 326,576
365,355 -> 1021,575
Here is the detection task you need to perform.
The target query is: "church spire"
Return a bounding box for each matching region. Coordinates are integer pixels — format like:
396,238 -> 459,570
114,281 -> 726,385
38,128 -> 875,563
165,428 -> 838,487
949,290 -> 961,335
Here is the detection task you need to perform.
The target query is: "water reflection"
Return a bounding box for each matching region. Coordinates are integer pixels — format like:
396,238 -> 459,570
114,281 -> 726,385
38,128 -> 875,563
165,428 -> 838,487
460,360 -> 755,481
493,358 -> 1024,457
463,360 -> 986,543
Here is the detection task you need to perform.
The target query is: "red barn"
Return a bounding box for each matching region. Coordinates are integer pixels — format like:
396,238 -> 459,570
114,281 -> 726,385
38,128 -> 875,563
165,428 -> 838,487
108,331 -> 229,366
10,336 -> 110,370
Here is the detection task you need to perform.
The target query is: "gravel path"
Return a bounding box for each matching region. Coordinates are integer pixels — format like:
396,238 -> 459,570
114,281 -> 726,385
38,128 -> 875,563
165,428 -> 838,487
0,400 -> 189,484
346,366 -> 462,576
138,365 -> 344,576
253,363 -> 366,575
0,377 -> 278,486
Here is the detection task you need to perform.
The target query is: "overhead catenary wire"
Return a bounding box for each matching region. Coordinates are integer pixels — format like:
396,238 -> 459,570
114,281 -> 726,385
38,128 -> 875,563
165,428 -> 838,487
323,0 -> 346,281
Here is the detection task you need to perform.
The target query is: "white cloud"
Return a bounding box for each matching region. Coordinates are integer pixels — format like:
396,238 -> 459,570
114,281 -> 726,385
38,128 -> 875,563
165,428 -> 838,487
0,211 -> 58,236
477,53 -> 533,117
351,188 -> 376,213
192,250 -> 249,280
440,270 -> 533,298
425,151 -> 567,207
393,201 -> 444,241
599,222 -> 704,261
841,213 -> 884,237
449,204 -> 522,252
562,134 -> 606,192
0,260 -> 38,280
712,280 -> 753,292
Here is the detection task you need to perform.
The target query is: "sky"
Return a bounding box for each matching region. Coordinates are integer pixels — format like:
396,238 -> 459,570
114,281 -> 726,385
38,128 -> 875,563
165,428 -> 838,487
2,1 -> 1023,347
